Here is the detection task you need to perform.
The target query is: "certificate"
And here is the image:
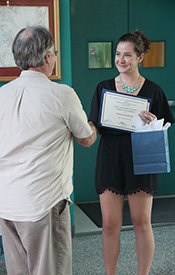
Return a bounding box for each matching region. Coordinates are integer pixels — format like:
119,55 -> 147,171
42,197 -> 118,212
98,89 -> 151,132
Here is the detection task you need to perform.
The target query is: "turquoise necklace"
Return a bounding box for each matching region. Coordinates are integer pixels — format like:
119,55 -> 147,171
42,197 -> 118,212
120,75 -> 140,93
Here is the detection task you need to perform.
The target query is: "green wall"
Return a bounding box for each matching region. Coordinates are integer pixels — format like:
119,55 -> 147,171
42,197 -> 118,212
59,0 -> 74,226
71,0 -> 175,203
59,0 -> 72,86
129,0 -> 175,99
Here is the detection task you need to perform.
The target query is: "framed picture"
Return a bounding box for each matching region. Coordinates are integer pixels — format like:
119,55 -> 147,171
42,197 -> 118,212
0,0 -> 60,82
88,42 -> 112,69
143,41 -> 165,68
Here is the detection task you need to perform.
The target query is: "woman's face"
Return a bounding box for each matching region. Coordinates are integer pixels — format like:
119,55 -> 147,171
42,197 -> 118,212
115,42 -> 144,74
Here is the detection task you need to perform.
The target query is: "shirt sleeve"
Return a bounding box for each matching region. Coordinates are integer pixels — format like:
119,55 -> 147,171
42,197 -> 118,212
64,87 -> 93,138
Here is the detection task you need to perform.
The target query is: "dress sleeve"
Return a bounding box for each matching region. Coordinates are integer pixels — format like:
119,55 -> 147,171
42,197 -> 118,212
89,83 -> 102,128
151,87 -> 175,124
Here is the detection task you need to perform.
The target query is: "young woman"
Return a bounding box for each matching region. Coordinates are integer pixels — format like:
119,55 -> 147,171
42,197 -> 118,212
89,30 -> 175,275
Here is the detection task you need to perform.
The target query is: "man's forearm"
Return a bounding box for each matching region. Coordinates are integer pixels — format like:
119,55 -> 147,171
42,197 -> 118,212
75,122 -> 98,147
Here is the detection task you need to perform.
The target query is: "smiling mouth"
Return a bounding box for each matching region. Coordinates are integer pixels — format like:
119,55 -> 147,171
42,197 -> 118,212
118,64 -> 127,68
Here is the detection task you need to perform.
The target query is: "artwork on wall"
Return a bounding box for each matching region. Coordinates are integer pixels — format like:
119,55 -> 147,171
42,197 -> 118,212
0,0 -> 60,81
143,41 -> 165,68
88,42 -> 112,69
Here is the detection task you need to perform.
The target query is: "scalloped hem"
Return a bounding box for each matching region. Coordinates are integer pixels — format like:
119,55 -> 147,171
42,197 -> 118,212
97,186 -> 157,196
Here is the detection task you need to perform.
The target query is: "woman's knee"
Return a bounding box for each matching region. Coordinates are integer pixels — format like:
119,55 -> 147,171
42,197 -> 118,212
102,218 -> 122,235
131,215 -> 151,232
100,191 -> 124,234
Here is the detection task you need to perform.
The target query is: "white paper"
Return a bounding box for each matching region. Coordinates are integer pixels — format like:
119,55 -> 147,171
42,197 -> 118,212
100,91 -> 150,132
135,118 -> 171,132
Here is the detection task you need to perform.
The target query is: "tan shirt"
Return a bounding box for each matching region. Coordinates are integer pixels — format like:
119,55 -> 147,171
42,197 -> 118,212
0,71 -> 92,222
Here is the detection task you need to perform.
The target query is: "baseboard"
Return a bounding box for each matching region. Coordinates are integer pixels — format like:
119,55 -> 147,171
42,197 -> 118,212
71,224 -> 75,237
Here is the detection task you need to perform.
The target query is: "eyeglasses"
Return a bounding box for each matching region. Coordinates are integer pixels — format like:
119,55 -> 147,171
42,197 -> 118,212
55,50 -> 58,56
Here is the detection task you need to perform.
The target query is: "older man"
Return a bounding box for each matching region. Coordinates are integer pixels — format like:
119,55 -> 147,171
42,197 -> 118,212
0,26 -> 97,275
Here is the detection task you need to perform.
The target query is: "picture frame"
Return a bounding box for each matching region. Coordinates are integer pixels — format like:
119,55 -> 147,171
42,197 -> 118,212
143,41 -> 165,68
0,0 -> 60,82
88,42 -> 112,69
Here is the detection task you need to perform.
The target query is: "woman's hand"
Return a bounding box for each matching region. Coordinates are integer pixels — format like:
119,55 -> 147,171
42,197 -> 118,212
138,110 -> 157,124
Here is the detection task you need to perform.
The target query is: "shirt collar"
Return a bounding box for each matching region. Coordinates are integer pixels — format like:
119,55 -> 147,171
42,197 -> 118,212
20,70 -> 48,79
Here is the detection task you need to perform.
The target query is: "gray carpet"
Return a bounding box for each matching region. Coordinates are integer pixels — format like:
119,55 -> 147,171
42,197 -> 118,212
72,225 -> 175,275
1,225 -> 175,274
0,257 -> 6,275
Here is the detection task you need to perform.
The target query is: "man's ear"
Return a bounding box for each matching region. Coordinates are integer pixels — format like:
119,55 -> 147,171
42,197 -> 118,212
45,51 -> 51,64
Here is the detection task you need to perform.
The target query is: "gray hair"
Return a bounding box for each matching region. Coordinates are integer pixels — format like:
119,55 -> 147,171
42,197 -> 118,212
12,26 -> 54,70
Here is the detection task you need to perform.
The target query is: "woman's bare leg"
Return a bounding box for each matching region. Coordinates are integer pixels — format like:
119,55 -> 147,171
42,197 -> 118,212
100,190 -> 124,275
128,191 -> 154,275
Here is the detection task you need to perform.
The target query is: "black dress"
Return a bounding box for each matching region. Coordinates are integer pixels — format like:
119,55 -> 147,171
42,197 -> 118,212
89,78 -> 175,195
